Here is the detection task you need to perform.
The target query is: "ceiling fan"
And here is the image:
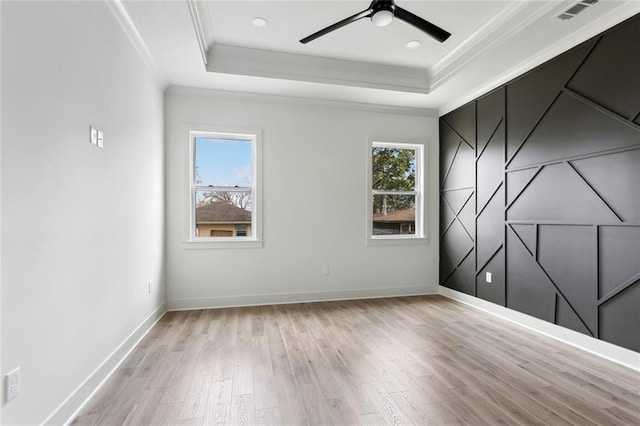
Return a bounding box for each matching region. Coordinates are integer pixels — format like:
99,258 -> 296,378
299,0 -> 451,44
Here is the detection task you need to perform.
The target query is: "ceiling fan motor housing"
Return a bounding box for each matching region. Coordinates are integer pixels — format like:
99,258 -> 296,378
371,0 -> 396,14
371,0 -> 395,26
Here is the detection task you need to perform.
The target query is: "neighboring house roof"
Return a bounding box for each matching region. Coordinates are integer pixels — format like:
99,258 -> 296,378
196,202 -> 251,223
373,209 -> 415,223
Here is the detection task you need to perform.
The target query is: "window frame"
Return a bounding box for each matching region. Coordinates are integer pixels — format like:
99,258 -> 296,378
367,139 -> 427,245
185,127 -> 263,249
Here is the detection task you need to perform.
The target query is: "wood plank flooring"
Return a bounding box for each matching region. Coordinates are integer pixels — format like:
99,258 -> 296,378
72,295 -> 640,425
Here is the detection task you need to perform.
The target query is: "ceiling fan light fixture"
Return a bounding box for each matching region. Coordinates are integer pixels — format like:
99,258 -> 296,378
371,10 -> 394,27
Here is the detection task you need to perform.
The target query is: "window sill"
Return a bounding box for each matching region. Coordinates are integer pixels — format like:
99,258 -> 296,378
367,236 -> 430,247
182,239 -> 263,250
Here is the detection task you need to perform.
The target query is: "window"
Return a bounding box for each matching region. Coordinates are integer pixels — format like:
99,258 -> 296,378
235,224 -> 248,237
369,141 -> 424,240
189,130 -> 261,244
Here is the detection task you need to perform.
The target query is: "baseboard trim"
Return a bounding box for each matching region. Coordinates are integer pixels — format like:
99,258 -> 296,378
43,303 -> 167,426
167,285 -> 438,311
439,286 -> 640,372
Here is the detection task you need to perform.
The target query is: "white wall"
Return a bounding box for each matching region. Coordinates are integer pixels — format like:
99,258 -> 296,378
0,2 -> 3,423
165,89 -> 440,309
1,2 -> 165,424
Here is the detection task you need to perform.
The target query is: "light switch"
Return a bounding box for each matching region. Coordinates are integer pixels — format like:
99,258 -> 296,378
486,272 -> 492,283
90,126 -> 98,146
97,130 -> 104,148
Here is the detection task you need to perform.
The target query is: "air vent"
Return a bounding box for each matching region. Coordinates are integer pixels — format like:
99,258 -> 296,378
557,0 -> 599,21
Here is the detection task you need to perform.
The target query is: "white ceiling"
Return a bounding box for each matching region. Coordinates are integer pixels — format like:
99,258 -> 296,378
205,1 -> 506,68
118,0 -> 640,113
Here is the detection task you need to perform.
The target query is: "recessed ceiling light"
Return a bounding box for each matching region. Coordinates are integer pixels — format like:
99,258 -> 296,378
251,17 -> 268,28
405,40 -> 421,50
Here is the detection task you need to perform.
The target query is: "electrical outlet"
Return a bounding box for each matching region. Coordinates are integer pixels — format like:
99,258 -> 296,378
321,265 -> 329,276
5,367 -> 20,402
486,272 -> 492,283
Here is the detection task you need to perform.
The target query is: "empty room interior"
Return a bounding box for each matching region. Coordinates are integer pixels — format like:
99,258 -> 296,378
2,0 -> 640,424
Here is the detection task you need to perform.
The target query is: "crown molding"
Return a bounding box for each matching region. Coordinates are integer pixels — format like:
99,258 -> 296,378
206,44 -> 430,94
186,0 -> 213,67
429,0 -> 564,91
438,1 -> 640,116
104,0 -> 167,87
428,1 -> 528,87
166,85 -> 438,117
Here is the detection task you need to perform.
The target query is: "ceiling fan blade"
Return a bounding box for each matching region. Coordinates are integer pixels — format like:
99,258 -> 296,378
394,6 -> 451,43
300,9 -> 372,44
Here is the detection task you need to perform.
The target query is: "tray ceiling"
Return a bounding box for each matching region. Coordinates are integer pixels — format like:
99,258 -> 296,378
118,0 -> 640,112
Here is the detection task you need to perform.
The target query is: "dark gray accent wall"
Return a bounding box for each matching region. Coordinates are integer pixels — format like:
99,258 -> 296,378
439,14 -> 640,352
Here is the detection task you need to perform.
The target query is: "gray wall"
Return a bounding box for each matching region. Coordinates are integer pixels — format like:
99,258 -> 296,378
2,2 -> 165,423
440,14 -> 640,352
165,90 -> 440,310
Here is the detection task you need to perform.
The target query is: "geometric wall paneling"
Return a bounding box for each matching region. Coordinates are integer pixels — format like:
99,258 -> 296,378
442,188 -> 474,216
442,249 -> 476,296
441,141 -> 475,190
507,163 -> 620,222
476,246 -> 505,306
476,121 -> 505,209
440,93 -> 476,297
556,296 -> 592,336
599,226 -> 640,299
458,194 -> 475,238
509,224 -> 535,257
566,15 -> 640,120
477,87 -> 505,154
476,185 -> 504,269
506,39 -> 596,163
440,195 -> 457,237
508,92 -> 640,169
440,14 -> 640,353
440,242 -> 458,287
440,246 -> 458,287
442,101 -> 476,151
440,122 -> 463,183
506,167 -> 539,206
571,148 -> 640,221
506,228 -> 556,322
537,225 -> 597,335
441,218 -> 475,272
599,282 -> 640,352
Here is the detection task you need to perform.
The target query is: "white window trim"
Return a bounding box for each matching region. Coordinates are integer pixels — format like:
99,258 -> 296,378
366,138 -> 429,246
183,125 -> 263,249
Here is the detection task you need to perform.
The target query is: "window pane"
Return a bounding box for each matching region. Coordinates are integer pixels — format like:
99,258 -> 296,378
372,147 -> 415,191
372,194 -> 415,235
195,190 -> 252,238
235,224 -> 248,237
195,137 -> 252,187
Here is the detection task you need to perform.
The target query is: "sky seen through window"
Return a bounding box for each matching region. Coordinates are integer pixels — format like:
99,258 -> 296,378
195,137 -> 252,187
